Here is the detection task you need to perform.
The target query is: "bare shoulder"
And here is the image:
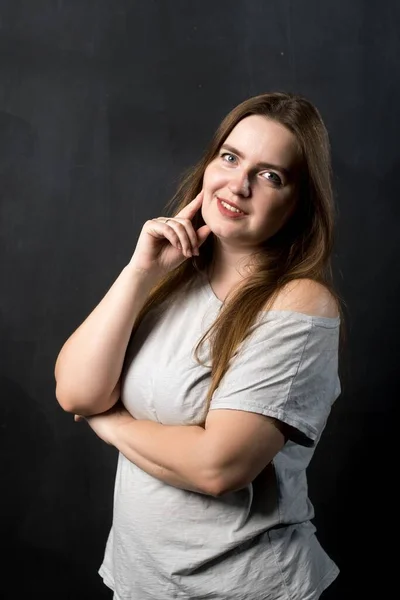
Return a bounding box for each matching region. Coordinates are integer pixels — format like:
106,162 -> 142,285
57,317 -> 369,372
268,278 -> 340,318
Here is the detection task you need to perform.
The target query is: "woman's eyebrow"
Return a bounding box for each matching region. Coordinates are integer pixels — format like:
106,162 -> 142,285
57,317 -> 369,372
221,143 -> 290,178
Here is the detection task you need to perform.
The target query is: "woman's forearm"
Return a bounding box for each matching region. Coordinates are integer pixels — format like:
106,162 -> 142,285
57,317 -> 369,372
55,263 -> 160,415
107,416 -> 219,496
113,427 -> 211,495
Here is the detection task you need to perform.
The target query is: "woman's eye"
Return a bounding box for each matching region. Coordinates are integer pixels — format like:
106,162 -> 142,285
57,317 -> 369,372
262,171 -> 282,185
221,152 -> 237,164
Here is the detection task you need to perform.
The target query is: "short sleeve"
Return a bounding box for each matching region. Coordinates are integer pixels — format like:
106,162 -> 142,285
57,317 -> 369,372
209,311 -> 341,447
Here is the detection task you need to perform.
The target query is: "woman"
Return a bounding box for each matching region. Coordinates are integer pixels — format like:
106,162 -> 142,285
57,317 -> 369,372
55,92 -> 344,599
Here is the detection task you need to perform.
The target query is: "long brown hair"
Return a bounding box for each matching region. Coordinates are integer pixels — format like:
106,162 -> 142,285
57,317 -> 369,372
127,92 -> 346,414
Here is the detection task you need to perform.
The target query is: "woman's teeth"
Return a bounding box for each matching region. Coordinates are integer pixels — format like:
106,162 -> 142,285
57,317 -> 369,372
220,200 -> 243,214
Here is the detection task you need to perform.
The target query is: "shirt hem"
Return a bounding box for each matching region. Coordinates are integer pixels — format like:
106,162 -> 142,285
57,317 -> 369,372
305,564 -> 340,600
209,401 -> 319,444
98,562 -> 339,600
99,565 -> 116,596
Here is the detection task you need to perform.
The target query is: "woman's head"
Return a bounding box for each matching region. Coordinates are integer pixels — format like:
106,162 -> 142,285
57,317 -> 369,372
169,92 -> 335,277
201,113 -> 301,254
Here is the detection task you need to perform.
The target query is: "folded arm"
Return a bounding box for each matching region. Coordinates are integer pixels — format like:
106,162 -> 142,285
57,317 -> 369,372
80,278 -> 338,496
81,403 -> 285,497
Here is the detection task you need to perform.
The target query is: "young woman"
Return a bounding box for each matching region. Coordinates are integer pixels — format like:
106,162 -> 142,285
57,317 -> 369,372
55,92 -> 344,599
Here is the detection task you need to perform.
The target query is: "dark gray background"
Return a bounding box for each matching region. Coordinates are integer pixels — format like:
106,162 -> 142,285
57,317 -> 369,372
0,1 -> 397,598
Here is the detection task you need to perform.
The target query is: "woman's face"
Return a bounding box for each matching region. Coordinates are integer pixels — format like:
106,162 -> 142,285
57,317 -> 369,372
201,115 -> 301,251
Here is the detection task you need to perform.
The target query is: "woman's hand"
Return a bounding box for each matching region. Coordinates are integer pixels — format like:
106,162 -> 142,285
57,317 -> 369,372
129,191 -> 211,277
74,402 -> 133,445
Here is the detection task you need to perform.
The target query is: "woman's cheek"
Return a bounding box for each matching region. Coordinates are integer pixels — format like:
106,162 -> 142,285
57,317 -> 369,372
203,164 -> 225,195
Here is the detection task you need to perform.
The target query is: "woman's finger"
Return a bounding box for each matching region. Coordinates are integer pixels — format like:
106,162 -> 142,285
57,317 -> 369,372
147,219 -> 183,251
158,218 -> 198,256
175,190 -> 204,221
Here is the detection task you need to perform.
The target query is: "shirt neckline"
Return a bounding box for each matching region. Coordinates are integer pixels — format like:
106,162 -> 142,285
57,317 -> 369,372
198,271 -> 341,327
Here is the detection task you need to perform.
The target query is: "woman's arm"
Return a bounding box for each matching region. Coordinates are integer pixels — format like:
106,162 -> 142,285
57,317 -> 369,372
55,194 -> 209,417
55,263 -> 160,416
78,406 -> 212,495
77,403 -> 285,497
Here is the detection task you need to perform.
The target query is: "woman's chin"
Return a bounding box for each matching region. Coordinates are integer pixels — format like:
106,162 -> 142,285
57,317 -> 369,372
209,222 -> 247,240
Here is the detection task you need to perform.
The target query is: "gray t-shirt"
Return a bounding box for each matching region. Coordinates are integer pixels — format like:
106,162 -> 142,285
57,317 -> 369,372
99,274 -> 341,600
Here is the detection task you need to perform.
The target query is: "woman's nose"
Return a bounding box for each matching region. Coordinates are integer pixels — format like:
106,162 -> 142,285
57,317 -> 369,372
228,172 -> 250,197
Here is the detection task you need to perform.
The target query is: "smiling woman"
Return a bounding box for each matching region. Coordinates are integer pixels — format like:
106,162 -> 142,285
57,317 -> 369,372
55,92 -> 345,600
201,115 -> 300,250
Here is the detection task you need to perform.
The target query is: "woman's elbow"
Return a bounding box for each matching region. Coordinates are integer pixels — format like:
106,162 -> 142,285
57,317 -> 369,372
55,383 -> 119,416
55,385 -> 97,415
55,384 -> 86,414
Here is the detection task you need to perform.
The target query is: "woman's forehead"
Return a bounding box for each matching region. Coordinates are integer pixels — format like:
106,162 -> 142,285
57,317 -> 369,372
222,115 -> 300,168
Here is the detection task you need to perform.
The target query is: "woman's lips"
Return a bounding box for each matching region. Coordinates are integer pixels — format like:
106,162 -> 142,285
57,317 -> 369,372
216,197 -> 247,218
217,196 -> 245,212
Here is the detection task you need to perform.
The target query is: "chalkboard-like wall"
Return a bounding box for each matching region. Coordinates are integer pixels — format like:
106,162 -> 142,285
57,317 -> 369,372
1,1 -> 398,597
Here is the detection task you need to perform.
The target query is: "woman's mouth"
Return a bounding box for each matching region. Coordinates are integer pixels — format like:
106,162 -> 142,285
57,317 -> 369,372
217,197 -> 247,219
